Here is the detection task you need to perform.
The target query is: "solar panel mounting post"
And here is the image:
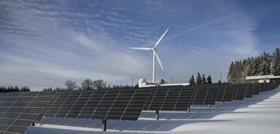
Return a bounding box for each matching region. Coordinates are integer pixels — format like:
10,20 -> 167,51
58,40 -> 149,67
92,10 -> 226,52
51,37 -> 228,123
102,120 -> 107,131
156,110 -> 159,120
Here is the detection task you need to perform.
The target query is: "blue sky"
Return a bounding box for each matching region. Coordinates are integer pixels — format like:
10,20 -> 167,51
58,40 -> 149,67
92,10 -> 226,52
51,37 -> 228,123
0,0 -> 280,90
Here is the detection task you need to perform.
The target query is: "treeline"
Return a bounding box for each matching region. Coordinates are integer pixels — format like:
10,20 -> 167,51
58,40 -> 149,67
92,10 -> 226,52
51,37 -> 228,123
228,48 -> 280,83
43,79 -> 136,91
188,72 -> 212,85
0,86 -> 30,93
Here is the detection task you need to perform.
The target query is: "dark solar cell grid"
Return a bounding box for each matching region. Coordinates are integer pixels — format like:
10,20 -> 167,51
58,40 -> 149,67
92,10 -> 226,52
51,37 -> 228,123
144,86 -> 195,111
0,83 -> 277,133
0,91 -> 56,134
45,89 -> 149,121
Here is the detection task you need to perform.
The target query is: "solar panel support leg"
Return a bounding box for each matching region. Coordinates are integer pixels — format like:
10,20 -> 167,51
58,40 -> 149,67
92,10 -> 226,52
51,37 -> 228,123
188,106 -> 191,112
32,121 -> 35,126
102,120 -> 107,131
156,110 -> 159,120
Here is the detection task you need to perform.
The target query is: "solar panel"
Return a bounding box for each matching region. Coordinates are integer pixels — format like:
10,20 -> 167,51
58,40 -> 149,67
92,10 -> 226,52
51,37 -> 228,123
191,85 -> 208,105
56,91 -> 82,118
214,84 -> 227,102
204,86 -> 219,105
44,91 -> 73,118
0,83 -> 277,133
220,85 -> 234,102
253,84 -> 261,95
144,87 -> 168,111
191,85 -> 220,105
92,90 -> 119,120
108,90 -> 133,120
77,90 -> 101,118
0,91 -> 55,134
45,89 -> 150,121
161,88 -> 181,111
143,86 -> 195,111
173,87 -> 195,111
233,84 -> 247,100
67,90 -> 93,118
120,89 -> 150,120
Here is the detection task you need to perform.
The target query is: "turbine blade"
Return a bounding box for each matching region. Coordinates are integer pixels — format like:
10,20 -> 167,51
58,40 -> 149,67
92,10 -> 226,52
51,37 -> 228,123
154,50 -> 164,71
129,47 -> 152,51
153,28 -> 169,48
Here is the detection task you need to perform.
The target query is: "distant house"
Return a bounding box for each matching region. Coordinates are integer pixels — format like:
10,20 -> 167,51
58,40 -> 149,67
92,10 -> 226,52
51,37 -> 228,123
245,75 -> 280,83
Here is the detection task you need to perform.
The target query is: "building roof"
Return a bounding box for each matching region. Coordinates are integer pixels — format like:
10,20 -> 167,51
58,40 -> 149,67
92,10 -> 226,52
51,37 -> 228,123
245,75 -> 280,80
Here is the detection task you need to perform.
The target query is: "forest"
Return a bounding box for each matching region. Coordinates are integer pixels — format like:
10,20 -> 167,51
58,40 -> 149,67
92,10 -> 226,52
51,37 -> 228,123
228,48 -> 280,83
0,86 -> 30,93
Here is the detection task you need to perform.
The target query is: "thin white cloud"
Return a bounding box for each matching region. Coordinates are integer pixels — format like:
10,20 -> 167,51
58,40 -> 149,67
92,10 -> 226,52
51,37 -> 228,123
74,34 -> 104,51
73,33 -> 149,75
0,0 -> 271,90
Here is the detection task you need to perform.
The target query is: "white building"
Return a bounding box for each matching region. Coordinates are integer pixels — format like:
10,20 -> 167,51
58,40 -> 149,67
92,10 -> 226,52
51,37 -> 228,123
245,75 -> 280,83
138,78 -> 190,88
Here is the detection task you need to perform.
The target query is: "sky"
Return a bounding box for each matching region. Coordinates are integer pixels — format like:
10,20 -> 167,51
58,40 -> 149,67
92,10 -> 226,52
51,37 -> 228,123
0,0 -> 280,90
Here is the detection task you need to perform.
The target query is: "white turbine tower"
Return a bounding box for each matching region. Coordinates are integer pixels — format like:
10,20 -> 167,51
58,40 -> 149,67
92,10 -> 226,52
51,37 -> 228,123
130,28 -> 169,83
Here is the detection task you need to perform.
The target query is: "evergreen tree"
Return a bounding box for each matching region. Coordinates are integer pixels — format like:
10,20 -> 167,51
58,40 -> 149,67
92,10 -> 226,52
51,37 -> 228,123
258,52 -> 271,75
189,75 -> 195,85
229,61 -> 243,83
246,57 -> 256,76
0,86 -> 30,93
159,78 -> 166,84
196,72 -> 202,85
202,74 -> 206,84
254,57 -> 262,75
272,48 -> 280,76
227,49 -> 278,83
207,75 -> 212,84
227,62 -> 234,83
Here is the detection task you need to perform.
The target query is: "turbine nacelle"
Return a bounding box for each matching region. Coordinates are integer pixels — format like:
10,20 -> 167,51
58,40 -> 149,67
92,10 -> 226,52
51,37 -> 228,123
129,47 -> 164,71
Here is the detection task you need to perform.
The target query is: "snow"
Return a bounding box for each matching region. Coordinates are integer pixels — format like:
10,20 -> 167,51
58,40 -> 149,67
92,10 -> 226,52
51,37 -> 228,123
27,87 -> 280,134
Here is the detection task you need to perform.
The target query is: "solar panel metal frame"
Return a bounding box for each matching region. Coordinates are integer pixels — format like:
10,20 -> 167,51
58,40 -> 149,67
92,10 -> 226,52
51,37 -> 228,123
143,86 -> 195,111
0,91 -> 55,134
45,89 -> 150,121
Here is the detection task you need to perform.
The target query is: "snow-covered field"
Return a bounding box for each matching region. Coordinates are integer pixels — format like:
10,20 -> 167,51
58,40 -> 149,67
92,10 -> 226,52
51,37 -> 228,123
27,87 -> 280,134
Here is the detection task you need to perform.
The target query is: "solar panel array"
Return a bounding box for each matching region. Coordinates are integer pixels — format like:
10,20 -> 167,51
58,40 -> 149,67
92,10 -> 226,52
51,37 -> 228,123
186,83 -> 279,106
0,92 -> 55,134
143,86 -> 195,111
191,85 -> 219,105
45,89 -> 150,120
209,83 -> 278,103
0,83 -> 278,133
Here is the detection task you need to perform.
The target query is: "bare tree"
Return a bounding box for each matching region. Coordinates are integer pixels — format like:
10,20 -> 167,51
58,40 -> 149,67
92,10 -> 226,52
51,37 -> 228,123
81,78 -> 95,90
93,79 -> 106,89
65,80 -> 77,90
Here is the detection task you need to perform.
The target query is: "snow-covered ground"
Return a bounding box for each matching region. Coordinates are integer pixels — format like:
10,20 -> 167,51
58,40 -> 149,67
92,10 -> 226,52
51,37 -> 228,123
27,87 -> 280,134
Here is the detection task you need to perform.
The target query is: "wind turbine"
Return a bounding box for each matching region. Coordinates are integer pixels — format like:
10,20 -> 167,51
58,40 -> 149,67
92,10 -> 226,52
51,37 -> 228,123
130,28 -> 169,83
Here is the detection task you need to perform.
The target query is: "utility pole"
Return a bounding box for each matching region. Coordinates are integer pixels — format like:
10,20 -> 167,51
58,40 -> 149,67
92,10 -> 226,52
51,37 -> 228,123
220,72 -> 222,83
131,77 -> 134,87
